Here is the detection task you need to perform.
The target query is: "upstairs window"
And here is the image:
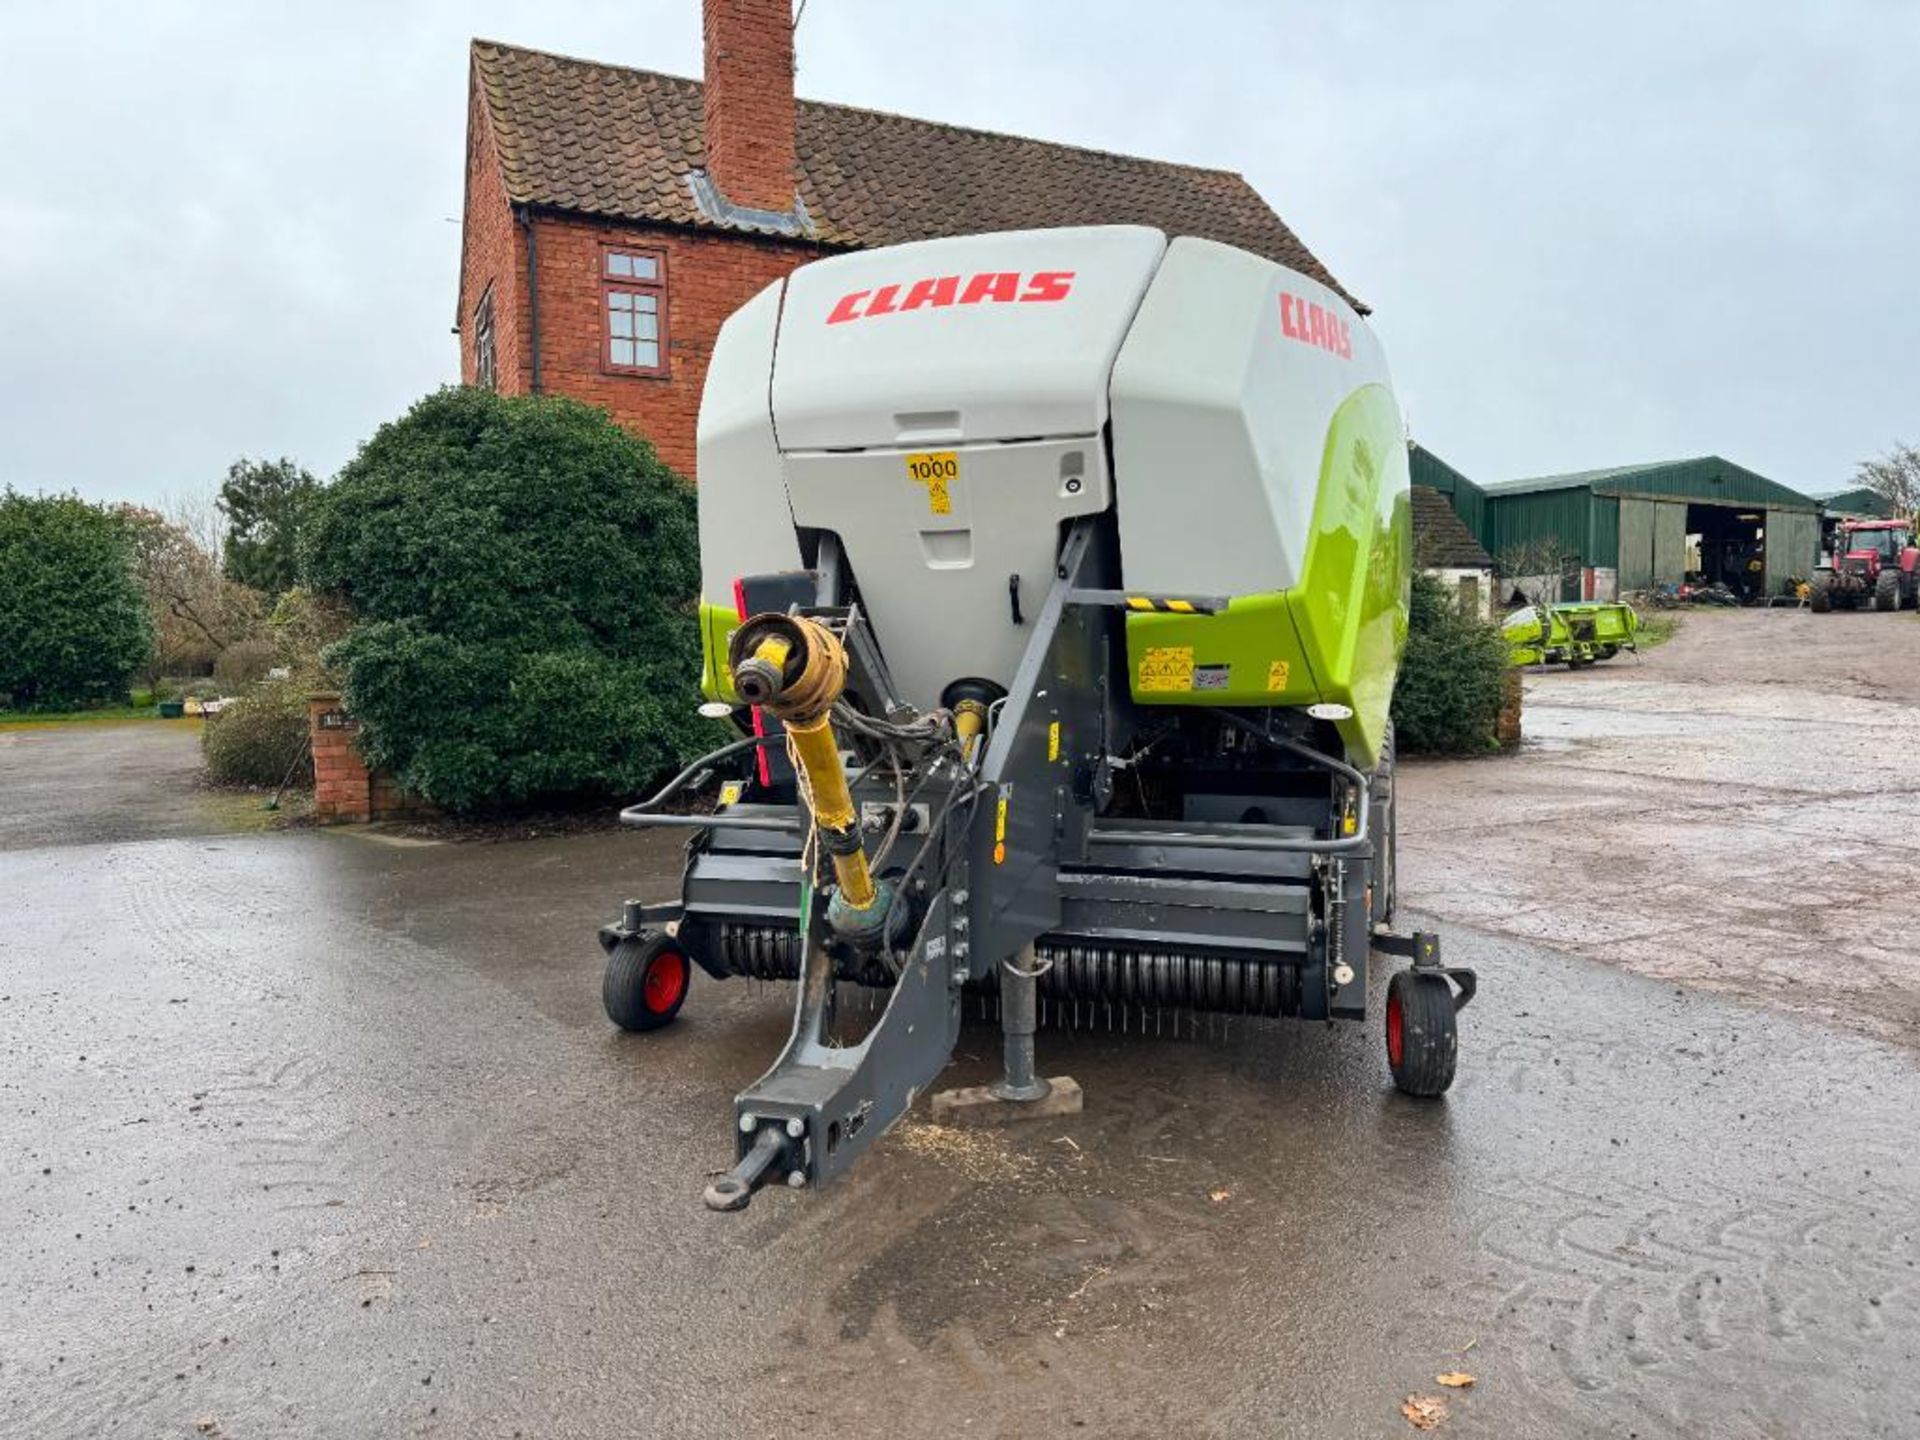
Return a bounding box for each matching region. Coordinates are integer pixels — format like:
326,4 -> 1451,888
603,247 -> 667,376
472,283 -> 498,391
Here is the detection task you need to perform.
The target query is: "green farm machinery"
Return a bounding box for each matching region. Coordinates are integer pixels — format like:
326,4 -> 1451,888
1504,600 -> 1640,669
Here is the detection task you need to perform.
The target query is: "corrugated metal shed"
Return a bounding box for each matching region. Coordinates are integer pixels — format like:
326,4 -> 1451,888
1482,486 -> 1605,566
1814,486 -> 1898,519
1484,455 -> 1822,584
1482,456 -> 1820,512
1408,442 -> 1487,541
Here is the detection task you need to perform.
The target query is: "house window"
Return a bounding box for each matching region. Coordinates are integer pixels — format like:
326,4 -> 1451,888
603,247 -> 667,375
472,284 -> 497,391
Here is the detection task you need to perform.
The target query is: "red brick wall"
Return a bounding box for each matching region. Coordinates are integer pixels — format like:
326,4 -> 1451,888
702,0 -> 797,212
517,215 -> 825,476
307,695 -> 434,824
460,50 -> 833,478
309,695 -> 371,823
458,67 -> 527,392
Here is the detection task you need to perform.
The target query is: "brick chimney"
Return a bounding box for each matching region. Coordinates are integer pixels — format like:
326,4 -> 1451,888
702,0 -> 798,215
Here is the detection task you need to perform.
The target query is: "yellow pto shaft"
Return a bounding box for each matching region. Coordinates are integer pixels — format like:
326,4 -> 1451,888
727,612 -> 876,914
782,713 -> 876,910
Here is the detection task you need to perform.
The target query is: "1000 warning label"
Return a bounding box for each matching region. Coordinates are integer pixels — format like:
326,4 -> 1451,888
904,450 -> 958,516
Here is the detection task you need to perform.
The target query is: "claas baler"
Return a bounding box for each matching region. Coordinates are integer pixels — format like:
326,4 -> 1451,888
598,226 -> 1475,1210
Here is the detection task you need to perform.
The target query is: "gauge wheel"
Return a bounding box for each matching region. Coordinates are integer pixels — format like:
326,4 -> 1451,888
603,934 -> 691,1033
1386,969 -> 1457,1097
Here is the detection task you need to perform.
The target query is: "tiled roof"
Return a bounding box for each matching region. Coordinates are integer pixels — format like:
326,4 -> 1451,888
471,40 -> 1360,308
1412,486 -> 1494,569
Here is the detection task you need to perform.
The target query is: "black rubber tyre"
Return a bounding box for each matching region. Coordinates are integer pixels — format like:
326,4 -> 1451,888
1599,644 -> 1620,659
1385,970 -> 1457,1097
1810,578 -> 1832,613
1875,569 -> 1900,612
603,934 -> 691,1033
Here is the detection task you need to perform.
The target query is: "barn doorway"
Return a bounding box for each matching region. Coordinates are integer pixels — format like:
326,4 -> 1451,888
1685,503 -> 1766,600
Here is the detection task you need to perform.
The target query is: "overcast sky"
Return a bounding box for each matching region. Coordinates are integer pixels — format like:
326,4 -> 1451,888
2,1 -> 1912,508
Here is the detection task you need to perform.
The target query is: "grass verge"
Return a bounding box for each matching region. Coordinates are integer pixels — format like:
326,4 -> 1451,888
0,704 -> 166,727
1636,614 -> 1680,649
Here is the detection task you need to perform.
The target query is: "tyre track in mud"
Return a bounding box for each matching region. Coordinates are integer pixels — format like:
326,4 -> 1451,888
7,780 -> 1920,1434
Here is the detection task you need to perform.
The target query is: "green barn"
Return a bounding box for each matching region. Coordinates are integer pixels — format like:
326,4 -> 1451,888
1813,486 -> 1898,520
1477,457 -> 1823,602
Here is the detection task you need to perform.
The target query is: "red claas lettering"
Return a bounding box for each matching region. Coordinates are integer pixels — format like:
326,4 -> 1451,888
959,271 -> 1022,305
1277,290 -> 1352,359
899,275 -> 961,310
825,289 -> 870,325
1020,271 -> 1074,303
825,270 -> 1077,323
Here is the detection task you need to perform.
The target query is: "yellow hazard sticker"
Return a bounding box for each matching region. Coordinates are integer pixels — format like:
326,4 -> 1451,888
1047,721 -> 1061,762
1266,660 -> 1291,692
993,787 -> 1010,865
717,780 -> 745,808
1137,645 -> 1195,693
905,450 -> 958,516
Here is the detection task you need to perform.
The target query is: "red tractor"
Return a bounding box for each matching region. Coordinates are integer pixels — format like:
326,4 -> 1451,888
1810,519 -> 1919,612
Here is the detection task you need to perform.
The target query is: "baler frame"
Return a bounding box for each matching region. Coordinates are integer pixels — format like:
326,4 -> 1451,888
603,517 -> 1474,1210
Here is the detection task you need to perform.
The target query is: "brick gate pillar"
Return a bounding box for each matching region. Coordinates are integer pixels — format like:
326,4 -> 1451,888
308,692 -> 371,822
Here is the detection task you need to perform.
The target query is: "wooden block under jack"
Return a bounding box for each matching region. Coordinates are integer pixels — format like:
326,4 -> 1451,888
930,1077 -> 1084,1127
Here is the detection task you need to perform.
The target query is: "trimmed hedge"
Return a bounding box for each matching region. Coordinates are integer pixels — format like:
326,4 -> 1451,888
202,680 -> 312,788
300,388 -> 709,811
1391,571 -> 1511,754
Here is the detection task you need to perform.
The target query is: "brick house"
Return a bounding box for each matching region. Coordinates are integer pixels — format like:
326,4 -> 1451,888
457,0 -> 1356,477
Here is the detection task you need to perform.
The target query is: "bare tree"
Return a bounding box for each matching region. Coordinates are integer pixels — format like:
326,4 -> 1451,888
1856,442 -> 1920,517
1495,536 -> 1578,608
164,490 -> 227,566
119,501 -> 265,678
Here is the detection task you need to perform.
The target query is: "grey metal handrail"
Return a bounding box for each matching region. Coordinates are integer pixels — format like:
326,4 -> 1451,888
618,732 -> 806,835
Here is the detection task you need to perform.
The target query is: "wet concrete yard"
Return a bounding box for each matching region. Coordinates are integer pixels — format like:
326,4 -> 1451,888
1401,607 -> 1920,1048
4,612 -> 1918,1438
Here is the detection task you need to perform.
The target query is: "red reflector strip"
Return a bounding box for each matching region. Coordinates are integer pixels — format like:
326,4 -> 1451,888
750,702 -> 771,787
732,576 -> 771,787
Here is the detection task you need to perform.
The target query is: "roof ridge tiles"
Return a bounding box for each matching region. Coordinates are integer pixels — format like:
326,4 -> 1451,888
467,35 -> 1358,307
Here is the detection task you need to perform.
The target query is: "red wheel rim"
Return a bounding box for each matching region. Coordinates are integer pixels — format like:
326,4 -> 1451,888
1385,987 -> 1405,1067
643,948 -> 688,1014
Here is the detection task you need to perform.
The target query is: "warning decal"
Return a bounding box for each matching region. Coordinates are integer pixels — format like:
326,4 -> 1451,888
992,785 -> 1010,865
1266,660 -> 1291,692
1137,645 -> 1195,693
905,450 -> 958,516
